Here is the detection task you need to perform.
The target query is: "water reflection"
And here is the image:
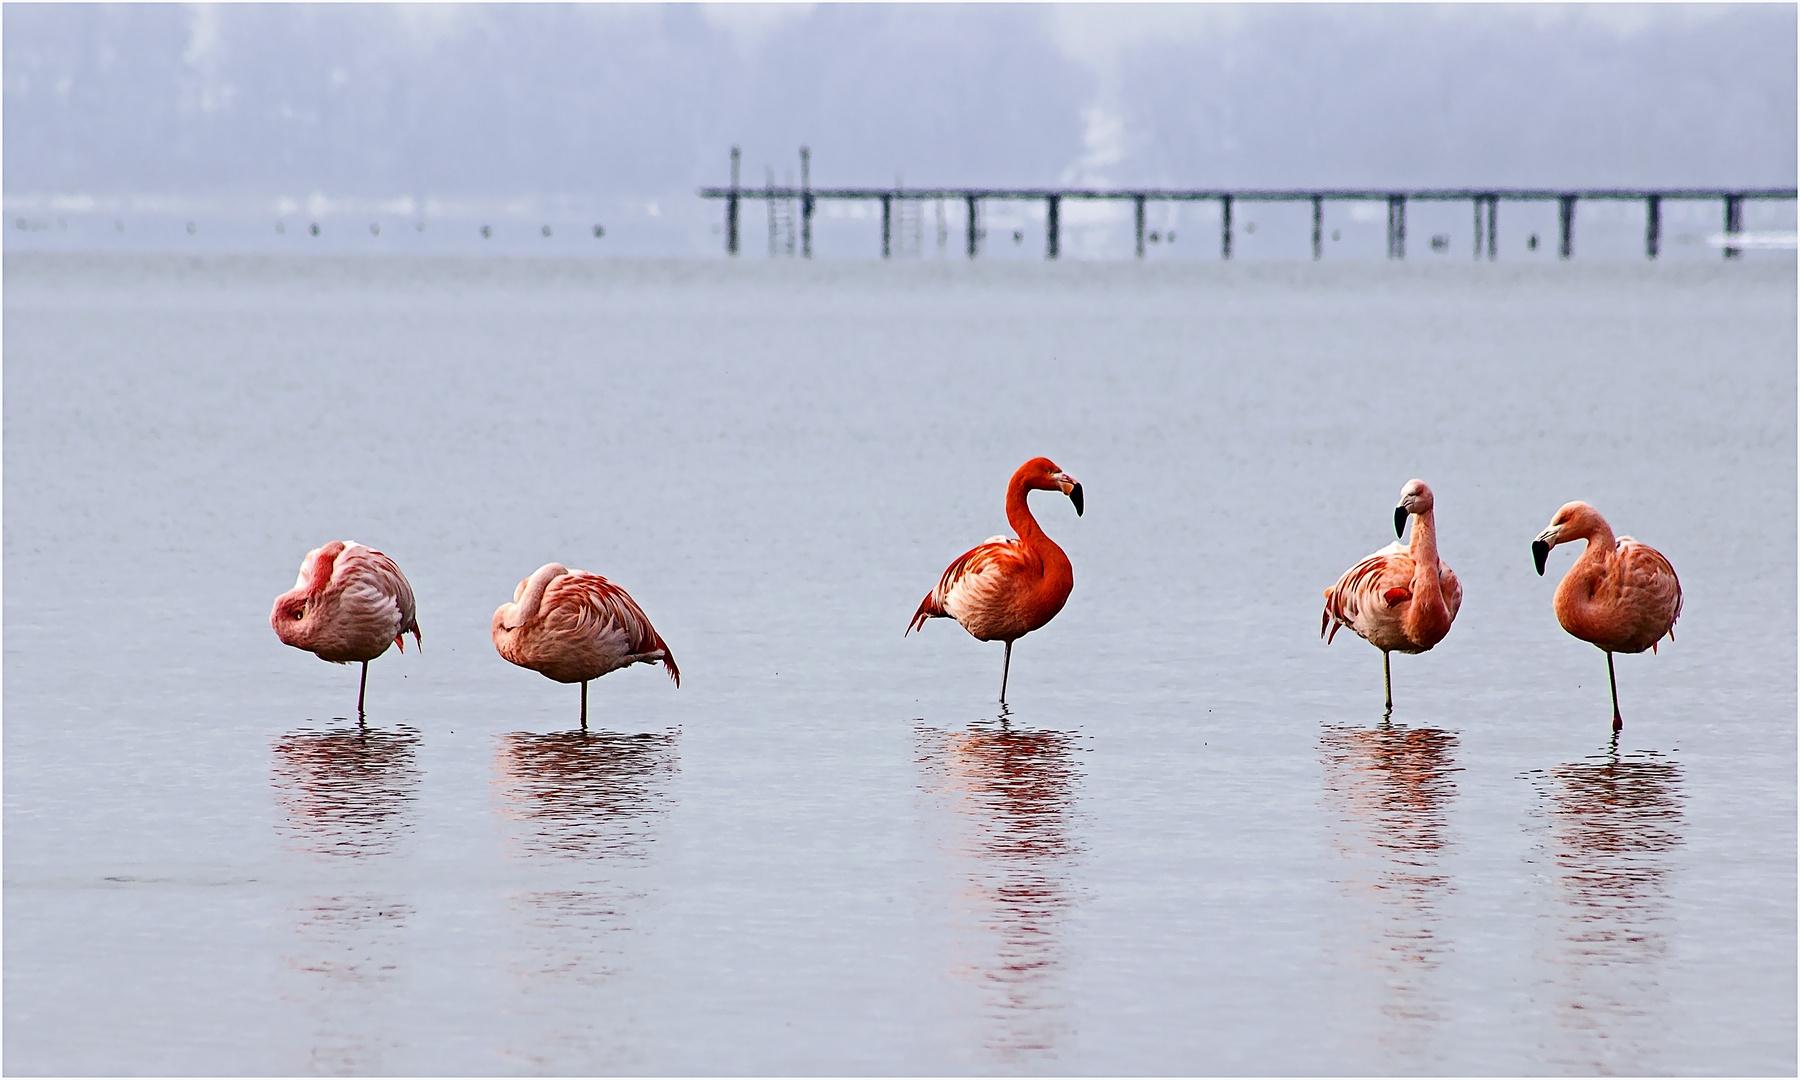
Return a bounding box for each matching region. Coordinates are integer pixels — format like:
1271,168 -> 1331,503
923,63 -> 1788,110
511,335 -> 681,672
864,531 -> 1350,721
492,728 -> 680,861
271,724 -> 423,858
269,724 -> 423,1073
1528,747 -> 1684,1071
916,717 -> 1084,1063
490,728 -> 680,1066
1319,723 -> 1460,1053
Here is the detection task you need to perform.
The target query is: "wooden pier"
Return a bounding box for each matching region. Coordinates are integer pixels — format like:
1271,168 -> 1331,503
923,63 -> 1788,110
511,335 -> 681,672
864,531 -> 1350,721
702,147 -> 1795,261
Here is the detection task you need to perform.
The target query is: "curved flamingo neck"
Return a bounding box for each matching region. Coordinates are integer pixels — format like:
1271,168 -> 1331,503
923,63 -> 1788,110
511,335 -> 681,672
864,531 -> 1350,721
509,564 -> 566,628
1572,515 -> 1619,563
1405,508 -> 1450,634
1005,470 -> 1047,544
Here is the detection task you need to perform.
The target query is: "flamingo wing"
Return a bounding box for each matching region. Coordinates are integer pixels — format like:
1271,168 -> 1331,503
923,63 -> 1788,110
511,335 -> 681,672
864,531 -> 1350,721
334,544 -> 420,650
909,537 -> 1035,635
1616,537 -> 1682,642
544,573 -> 680,685
1322,542 -> 1412,644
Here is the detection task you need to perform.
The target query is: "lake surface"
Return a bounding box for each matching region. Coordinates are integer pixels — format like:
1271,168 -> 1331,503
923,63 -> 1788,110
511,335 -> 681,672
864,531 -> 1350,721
5,253 -> 1795,1074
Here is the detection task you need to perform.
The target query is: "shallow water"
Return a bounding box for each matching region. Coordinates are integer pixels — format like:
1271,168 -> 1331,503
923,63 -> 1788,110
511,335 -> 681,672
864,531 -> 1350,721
4,253 -> 1794,1074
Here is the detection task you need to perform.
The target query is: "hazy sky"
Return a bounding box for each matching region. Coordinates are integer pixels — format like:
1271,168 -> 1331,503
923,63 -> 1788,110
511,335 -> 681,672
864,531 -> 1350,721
5,3 -> 1795,205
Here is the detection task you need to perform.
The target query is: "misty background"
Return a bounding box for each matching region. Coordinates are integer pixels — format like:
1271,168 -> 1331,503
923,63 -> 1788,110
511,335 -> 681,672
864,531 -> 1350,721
4,3 -> 1796,256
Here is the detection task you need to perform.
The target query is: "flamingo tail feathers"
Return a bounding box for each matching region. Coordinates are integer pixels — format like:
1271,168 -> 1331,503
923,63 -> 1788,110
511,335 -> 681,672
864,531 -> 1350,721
907,593 -> 942,636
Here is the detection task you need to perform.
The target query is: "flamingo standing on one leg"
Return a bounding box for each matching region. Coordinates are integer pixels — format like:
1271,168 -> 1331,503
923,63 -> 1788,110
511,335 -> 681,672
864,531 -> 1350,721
1532,501 -> 1681,732
492,563 -> 679,727
907,457 -> 1083,704
1322,479 -> 1463,714
272,541 -> 421,719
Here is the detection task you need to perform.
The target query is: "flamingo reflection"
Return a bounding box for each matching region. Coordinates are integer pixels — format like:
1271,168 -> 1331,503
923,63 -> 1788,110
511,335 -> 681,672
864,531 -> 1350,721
491,727 -> 679,1060
1319,723 -> 1460,1051
916,718 -> 1083,1062
271,724 -> 423,858
269,725 -> 423,1072
1530,748 -> 1684,1071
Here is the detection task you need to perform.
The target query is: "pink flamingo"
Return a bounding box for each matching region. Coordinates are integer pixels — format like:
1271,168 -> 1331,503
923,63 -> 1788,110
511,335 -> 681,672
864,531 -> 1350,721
492,563 -> 679,727
1322,479 -> 1463,713
1533,501 -> 1682,731
271,541 -> 420,717
908,457 -> 1083,704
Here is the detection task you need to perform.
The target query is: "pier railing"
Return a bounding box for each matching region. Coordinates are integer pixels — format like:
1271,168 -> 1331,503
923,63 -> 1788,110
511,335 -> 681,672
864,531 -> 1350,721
700,147 -> 1796,261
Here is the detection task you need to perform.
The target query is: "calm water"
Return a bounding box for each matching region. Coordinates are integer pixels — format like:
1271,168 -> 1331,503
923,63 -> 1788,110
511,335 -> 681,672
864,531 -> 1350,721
5,253 -> 1794,1074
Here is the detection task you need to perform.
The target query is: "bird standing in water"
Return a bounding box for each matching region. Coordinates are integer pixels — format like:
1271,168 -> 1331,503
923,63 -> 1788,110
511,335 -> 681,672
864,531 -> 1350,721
908,457 -> 1083,704
1323,479 -> 1462,714
492,563 -> 679,727
1533,501 -> 1681,731
271,540 -> 420,719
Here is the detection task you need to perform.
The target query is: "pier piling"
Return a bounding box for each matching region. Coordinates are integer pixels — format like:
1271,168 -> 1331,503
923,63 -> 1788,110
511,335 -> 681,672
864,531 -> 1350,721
726,146 -> 741,256
801,146 -> 813,259
1046,195 -> 1061,260
1645,195 -> 1661,260
1724,194 -> 1744,259
1558,195 -> 1576,259
1311,196 -> 1323,261
1220,195 -> 1233,260
881,194 -> 893,259
1386,195 -> 1406,259
1135,195 -> 1147,258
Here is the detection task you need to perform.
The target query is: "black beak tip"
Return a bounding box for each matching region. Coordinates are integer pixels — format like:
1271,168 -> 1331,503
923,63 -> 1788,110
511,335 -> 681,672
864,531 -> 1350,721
1532,539 -> 1549,576
1394,506 -> 1407,539
1069,482 -> 1084,517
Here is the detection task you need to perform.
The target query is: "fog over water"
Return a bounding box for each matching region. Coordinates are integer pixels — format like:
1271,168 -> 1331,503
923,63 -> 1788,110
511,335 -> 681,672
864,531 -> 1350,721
4,4 -> 1795,255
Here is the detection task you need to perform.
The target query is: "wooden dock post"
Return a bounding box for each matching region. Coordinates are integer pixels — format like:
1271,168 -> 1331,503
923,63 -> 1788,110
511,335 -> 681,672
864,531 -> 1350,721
726,146 -> 741,256
1220,195 -> 1233,260
1645,195 -> 1661,260
1723,194 -> 1744,259
1134,195 -> 1146,258
881,194 -> 893,259
1472,197 -> 1483,260
1558,195 -> 1576,259
800,146 -> 813,259
1386,195 -> 1406,259
1311,196 -> 1323,261
1486,196 -> 1497,260
1046,194 -> 1061,260
965,196 -> 979,258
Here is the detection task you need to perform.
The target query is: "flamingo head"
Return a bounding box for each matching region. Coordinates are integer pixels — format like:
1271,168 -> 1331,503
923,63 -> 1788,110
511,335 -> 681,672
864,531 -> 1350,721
1395,479 -> 1433,538
271,541 -> 345,649
1533,501 -> 1600,575
1019,457 -> 1083,517
271,588 -> 314,648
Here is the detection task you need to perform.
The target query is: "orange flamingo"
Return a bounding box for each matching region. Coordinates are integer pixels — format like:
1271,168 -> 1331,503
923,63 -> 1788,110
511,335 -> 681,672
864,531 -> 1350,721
271,541 -> 420,718
1322,479 -> 1462,713
908,457 -> 1083,704
1533,502 -> 1681,731
492,563 -> 679,726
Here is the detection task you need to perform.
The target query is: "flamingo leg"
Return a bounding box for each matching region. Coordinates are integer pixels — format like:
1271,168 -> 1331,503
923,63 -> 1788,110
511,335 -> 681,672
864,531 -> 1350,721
580,680 -> 589,730
1382,651 -> 1393,713
357,661 -> 369,721
1000,640 -> 1013,705
1607,652 -> 1622,731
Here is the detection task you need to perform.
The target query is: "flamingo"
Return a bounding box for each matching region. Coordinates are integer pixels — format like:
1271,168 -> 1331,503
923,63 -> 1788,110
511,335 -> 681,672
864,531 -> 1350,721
907,457 -> 1083,704
1322,479 -> 1463,713
271,541 -> 420,718
1533,501 -> 1682,731
492,563 -> 679,727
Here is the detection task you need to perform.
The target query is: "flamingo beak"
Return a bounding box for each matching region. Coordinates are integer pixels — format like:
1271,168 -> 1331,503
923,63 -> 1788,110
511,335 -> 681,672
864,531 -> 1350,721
1394,506 -> 1408,539
1058,476 -> 1084,516
1532,526 -> 1558,576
